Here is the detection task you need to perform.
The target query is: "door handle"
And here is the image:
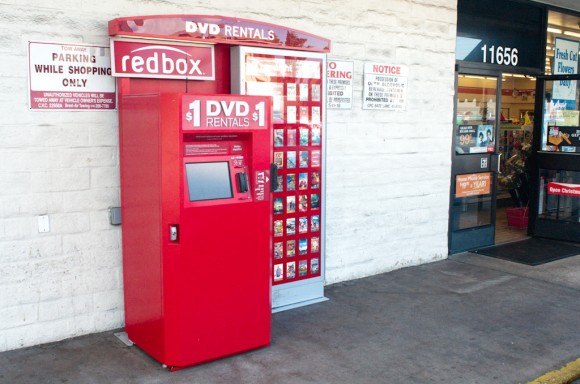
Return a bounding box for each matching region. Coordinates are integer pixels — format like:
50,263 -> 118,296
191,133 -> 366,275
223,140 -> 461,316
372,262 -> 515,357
497,153 -> 502,174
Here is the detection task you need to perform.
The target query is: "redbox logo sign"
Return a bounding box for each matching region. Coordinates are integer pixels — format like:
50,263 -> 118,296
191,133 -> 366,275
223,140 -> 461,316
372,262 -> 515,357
110,40 -> 215,80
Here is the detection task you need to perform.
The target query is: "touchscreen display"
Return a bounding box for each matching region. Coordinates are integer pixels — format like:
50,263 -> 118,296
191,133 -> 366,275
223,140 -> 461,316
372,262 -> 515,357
185,162 -> 233,201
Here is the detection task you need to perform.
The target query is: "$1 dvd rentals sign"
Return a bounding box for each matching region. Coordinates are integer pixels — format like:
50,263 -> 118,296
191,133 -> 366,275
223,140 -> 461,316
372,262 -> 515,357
182,95 -> 269,130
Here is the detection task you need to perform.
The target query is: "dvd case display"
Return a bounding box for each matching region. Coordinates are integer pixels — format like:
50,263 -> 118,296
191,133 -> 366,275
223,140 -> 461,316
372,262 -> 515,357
236,49 -> 324,289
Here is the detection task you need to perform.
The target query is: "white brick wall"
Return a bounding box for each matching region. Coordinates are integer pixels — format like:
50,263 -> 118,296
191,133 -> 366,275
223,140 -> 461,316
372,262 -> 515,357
0,0 -> 457,351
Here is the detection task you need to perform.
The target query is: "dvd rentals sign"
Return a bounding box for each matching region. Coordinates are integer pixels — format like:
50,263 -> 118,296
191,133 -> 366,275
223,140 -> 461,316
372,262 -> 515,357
110,40 -> 215,80
182,95 -> 268,130
28,42 -> 115,110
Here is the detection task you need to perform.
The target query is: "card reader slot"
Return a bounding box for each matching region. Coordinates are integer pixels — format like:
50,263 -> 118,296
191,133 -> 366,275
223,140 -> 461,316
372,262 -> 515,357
236,172 -> 249,193
270,163 -> 279,192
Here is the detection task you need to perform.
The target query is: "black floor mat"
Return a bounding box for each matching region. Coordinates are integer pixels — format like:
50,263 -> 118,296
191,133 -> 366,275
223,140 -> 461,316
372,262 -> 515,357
471,238 -> 580,266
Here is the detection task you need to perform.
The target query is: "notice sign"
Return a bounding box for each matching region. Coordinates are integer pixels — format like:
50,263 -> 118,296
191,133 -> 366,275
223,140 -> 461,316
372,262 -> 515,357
28,42 -> 115,110
547,182 -> 580,197
327,60 -> 353,109
363,62 -> 408,111
455,172 -> 491,198
182,95 -> 270,130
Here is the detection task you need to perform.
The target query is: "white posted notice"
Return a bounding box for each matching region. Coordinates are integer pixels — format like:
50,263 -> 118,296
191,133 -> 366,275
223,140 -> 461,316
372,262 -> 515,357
28,41 -> 116,111
363,62 -> 408,111
327,60 -> 353,109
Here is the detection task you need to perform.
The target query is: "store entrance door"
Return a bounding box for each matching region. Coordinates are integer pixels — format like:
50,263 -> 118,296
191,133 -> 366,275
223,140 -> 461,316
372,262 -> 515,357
449,70 -> 500,253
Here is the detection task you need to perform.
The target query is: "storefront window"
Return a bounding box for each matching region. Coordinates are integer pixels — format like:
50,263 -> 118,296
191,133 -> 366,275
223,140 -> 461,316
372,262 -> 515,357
538,169 -> 580,222
541,80 -> 580,151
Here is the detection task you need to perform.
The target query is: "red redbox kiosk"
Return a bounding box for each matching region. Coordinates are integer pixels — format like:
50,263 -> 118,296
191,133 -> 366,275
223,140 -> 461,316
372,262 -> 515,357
119,93 -> 272,369
111,15 -> 330,369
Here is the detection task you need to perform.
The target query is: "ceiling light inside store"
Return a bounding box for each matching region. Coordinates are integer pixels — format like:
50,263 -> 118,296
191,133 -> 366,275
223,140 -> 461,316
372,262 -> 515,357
464,75 -> 486,79
547,27 -> 563,34
512,74 -> 526,78
564,30 -> 580,38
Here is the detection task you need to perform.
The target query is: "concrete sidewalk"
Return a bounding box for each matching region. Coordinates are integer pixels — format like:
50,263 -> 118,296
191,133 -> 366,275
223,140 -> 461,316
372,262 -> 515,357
1,254 -> 580,384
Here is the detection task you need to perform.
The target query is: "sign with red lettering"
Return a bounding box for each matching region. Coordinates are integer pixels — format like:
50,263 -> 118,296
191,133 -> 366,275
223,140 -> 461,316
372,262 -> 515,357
28,41 -> 116,111
363,62 -> 408,111
182,95 -> 270,130
110,39 -> 214,80
547,182 -> 580,197
327,60 -> 353,109
455,172 -> 492,198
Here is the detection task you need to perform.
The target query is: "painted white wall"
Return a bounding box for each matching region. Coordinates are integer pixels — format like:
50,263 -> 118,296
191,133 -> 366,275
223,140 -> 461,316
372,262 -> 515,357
0,0 -> 457,352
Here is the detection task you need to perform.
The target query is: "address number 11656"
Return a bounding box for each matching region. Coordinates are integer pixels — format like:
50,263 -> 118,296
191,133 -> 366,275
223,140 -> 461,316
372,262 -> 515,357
481,45 -> 519,66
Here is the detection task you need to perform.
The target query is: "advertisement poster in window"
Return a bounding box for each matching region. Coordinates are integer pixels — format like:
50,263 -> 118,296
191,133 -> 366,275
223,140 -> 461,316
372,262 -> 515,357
456,124 -> 494,154
455,172 -> 492,198
552,37 -> 579,109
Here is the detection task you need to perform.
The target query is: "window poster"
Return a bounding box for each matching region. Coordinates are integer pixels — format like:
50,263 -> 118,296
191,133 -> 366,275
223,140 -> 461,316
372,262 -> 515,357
300,106 -> 309,123
287,83 -> 297,101
274,242 -> 283,259
547,126 -> 580,152
275,175 -> 284,192
299,195 -> 308,212
312,84 -> 321,102
312,106 -> 321,124
274,220 -> 283,237
299,217 -> 308,233
299,151 -> 309,168
299,173 -> 308,189
274,264 -> 283,281
286,218 -> 296,235
311,216 -> 320,232
274,152 -> 283,168
287,129 -> 297,146
311,258 -> 320,273
553,37 -> 579,108
311,150 -> 321,167
287,106 -> 297,123
455,124 -> 494,154
274,198 -> 283,214
287,174 -> 296,191
300,128 -> 309,145
311,237 -> 320,252
455,172 -> 492,198
286,262 -> 296,279
287,151 -> 296,168
287,240 -> 296,257
299,260 -> 308,276
299,83 -> 309,101
299,238 -> 308,255
274,129 -> 284,146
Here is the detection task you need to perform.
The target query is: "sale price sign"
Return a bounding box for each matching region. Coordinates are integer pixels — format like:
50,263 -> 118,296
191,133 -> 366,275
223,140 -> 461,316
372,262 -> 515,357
182,95 -> 270,130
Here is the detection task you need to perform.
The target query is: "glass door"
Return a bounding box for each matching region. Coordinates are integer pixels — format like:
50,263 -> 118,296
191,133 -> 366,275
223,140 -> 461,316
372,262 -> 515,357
449,71 -> 500,253
530,76 -> 580,242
